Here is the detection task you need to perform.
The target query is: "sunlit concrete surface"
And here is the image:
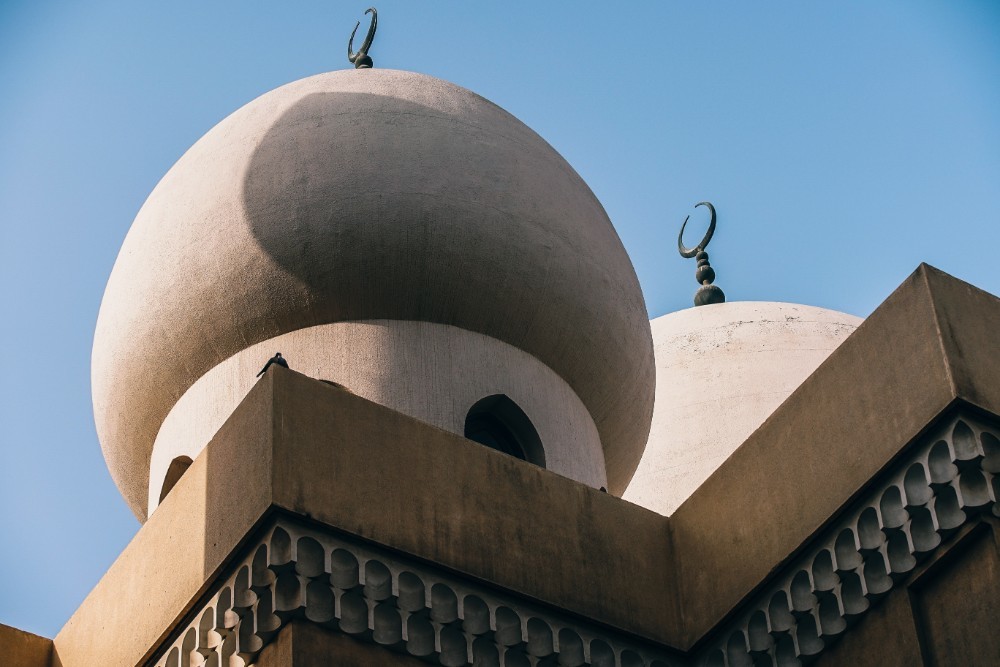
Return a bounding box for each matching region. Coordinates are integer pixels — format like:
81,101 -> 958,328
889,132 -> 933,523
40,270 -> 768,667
625,301 -> 862,515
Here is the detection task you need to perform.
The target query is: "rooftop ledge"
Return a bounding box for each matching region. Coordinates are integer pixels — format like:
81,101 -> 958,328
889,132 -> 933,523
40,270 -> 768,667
42,264 -> 1000,666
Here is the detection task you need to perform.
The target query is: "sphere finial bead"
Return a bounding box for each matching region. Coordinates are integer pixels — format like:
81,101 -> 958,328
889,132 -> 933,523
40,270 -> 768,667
695,250 -> 708,262
695,264 -> 715,285
694,284 -> 725,306
354,55 -> 373,69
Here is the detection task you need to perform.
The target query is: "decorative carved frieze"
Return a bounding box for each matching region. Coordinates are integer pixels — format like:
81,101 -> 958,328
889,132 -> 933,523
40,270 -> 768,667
152,520 -> 680,667
696,413 -> 1000,667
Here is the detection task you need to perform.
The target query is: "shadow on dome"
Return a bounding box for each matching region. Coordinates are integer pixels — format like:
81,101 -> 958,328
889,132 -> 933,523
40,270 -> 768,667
240,88 -> 565,337
233,76 -> 657,495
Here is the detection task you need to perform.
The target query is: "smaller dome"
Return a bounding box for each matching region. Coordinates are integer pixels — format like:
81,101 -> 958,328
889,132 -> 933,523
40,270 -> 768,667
623,302 -> 862,516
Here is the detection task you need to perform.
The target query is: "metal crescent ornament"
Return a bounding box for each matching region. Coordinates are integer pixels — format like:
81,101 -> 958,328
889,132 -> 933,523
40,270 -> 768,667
348,7 -> 378,68
678,201 -> 717,258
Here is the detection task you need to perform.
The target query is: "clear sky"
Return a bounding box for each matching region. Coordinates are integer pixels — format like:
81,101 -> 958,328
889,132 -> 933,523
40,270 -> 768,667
1,1 -> 998,638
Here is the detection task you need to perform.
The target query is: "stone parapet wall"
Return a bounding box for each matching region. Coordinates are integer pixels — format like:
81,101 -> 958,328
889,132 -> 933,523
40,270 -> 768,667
147,410 -> 1000,667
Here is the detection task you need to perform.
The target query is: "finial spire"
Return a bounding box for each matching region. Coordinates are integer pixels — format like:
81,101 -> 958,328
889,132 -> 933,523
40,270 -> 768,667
348,7 -> 378,69
678,201 -> 726,306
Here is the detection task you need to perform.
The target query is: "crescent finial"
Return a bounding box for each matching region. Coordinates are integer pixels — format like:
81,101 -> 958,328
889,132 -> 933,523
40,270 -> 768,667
348,7 -> 378,69
677,201 -> 717,258
676,201 -> 725,306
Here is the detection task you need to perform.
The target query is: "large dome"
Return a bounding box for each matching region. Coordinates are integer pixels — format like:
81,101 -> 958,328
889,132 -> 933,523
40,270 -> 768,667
93,69 -> 655,519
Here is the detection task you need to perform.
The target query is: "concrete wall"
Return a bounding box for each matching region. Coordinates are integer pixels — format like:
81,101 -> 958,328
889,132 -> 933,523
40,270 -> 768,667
624,302 -> 861,515
0,625 -> 52,667
54,375 -> 276,667
256,621 -> 428,667
149,320 -> 605,515
56,367 -> 675,667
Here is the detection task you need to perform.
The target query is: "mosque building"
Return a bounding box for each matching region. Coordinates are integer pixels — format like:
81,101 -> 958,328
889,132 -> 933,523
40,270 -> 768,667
3,11 -> 999,667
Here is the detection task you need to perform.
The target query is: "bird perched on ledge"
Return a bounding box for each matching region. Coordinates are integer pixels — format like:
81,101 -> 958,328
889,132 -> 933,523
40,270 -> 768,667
256,352 -> 289,378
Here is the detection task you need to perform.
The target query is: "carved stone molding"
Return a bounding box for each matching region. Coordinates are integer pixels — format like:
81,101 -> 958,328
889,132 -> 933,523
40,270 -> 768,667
695,412 -> 1000,666
152,520 -> 681,667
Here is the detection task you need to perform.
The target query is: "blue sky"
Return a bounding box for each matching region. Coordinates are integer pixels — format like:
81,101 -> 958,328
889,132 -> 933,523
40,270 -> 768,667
1,1 -> 998,638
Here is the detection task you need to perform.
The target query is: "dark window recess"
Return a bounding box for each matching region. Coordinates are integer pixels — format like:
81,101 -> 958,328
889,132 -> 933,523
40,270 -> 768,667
464,395 -> 545,467
159,455 -> 193,503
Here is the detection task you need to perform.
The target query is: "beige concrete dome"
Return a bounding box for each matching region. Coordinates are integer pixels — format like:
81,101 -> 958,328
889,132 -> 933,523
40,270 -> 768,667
93,68 -> 655,520
623,302 -> 862,516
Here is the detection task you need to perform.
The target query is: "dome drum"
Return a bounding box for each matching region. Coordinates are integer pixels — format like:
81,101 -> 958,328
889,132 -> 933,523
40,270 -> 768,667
148,320 -> 606,515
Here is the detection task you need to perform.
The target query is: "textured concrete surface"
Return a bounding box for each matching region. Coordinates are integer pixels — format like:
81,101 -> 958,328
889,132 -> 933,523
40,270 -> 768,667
57,366 -> 675,667
256,621 -> 429,667
0,624 -> 52,667
668,265 -> 1000,647
54,376 -> 275,667
92,68 -> 655,520
908,522 -> 1000,666
265,368 -> 676,643
148,320 -> 605,515
812,586 -> 924,667
624,302 -> 861,516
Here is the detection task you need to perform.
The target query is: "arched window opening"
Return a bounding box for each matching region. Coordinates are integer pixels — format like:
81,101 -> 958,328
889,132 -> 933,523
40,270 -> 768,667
464,395 -> 545,467
159,455 -> 193,503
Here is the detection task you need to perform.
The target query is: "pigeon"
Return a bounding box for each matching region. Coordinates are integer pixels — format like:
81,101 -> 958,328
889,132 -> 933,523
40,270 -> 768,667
256,352 -> 289,378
